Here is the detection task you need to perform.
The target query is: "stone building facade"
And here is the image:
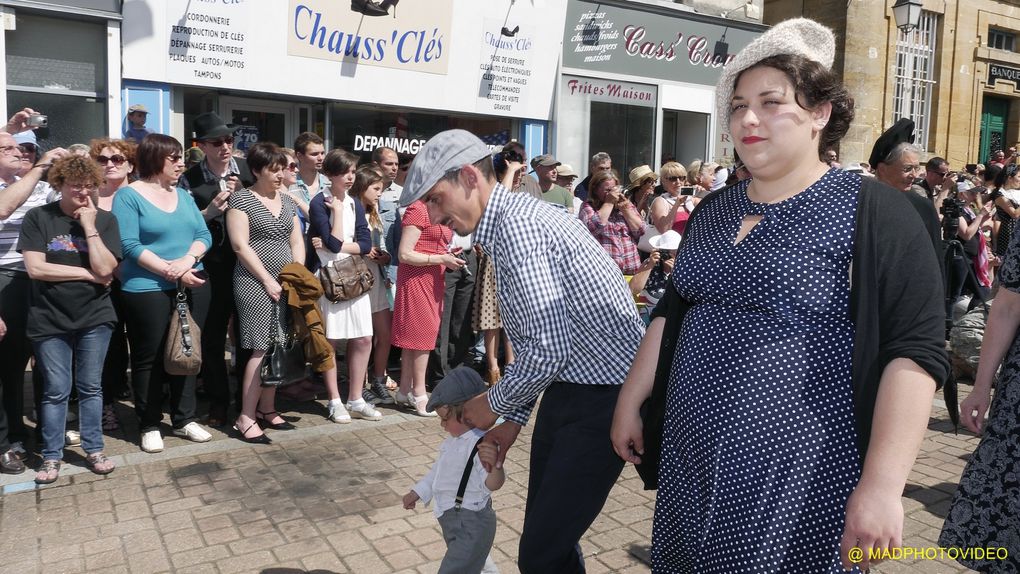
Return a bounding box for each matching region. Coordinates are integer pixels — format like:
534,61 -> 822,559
765,0 -> 1020,168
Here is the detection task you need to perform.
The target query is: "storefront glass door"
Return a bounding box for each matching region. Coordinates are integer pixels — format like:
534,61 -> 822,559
220,97 -> 293,151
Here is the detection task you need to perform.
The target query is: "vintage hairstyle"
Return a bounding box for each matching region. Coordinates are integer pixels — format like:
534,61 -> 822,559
135,133 -> 182,180
587,169 -> 621,210
246,142 -> 288,177
48,154 -> 104,190
293,131 -> 324,154
350,164 -> 386,230
321,148 -> 360,178
736,53 -> 854,154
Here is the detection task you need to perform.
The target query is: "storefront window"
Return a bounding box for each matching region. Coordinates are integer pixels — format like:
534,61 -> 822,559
329,103 -> 512,159
662,109 -> 709,167
5,12 -> 107,148
557,75 -> 657,183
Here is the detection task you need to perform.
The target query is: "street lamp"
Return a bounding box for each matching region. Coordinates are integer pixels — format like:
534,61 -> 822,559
891,0 -> 923,33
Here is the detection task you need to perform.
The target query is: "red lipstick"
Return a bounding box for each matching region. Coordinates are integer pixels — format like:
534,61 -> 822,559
741,136 -> 765,144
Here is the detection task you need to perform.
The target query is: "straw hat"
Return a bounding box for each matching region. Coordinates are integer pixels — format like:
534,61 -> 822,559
627,164 -> 657,190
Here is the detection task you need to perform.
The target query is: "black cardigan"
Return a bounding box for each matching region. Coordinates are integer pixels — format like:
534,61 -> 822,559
647,176 -> 948,474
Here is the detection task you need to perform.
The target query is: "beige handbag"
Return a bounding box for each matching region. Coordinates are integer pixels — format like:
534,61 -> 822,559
164,286 -> 202,375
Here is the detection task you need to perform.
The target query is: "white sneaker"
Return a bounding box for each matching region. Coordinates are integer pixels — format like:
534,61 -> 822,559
346,399 -> 382,421
65,430 -> 81,447
172,422 -> 212,443
141,430 -> 164,453
327,399 -> 351,424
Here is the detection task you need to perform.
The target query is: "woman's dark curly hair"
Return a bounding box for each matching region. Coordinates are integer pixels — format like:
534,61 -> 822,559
737,54 -> 855,154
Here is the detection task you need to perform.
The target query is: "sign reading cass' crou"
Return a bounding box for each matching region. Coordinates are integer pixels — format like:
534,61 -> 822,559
989,63 -> 1020,88
287,0 -> 453,75
563,0 -> 762,86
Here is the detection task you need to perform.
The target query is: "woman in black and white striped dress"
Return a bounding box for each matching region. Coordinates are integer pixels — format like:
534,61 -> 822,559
226,142 -> 305,444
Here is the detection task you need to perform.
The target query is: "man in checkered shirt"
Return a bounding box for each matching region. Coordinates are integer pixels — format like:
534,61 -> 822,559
400,130 -> 645,574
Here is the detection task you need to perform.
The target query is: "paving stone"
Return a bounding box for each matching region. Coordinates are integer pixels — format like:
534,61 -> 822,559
227,531 -> 285,556
113,500 -> 152,522
216,550 -> 276,574
271,537 -> 332,562
41,557 -> 85,574
277,517 -> 320,542
201,525 -> 242,546
84,548 -> 127,570
195,513 -> 233,533
169,544 -> 231,569
301,550 -> 351,573
162,527 -> 206,553
126,548 -> 170,573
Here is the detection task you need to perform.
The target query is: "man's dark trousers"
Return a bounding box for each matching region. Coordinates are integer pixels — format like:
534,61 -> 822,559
517,382 -> 625,574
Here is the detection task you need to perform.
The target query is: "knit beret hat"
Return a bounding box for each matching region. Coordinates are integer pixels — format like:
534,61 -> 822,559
715,18 -> 836,125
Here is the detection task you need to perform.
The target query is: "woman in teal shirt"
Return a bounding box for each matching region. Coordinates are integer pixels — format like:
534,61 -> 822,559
112,134 -> 213,454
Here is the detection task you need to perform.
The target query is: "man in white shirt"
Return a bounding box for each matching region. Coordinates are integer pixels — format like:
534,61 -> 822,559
0,118 -> 68,472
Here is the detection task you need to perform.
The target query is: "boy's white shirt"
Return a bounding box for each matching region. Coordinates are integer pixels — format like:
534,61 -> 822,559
413,428 -> 496,518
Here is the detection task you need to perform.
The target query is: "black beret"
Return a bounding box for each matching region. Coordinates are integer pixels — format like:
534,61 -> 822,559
869,118 -> 915,169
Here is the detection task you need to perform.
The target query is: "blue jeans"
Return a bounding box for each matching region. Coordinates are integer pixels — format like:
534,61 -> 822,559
32,324 -> 113,461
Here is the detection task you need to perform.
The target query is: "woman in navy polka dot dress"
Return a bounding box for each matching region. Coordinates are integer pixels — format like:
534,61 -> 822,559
612,19 -> 947,573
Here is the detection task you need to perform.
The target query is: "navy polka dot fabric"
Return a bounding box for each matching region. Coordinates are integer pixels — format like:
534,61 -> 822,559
652,169 -> 865,573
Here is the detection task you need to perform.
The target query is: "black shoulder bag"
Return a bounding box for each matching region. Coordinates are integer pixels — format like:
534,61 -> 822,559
259,298 -> 309,387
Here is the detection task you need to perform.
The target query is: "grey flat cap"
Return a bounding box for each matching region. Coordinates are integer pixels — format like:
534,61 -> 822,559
426,366 -> 487,411
715,18 -> 835,125
399,129 -> 492,207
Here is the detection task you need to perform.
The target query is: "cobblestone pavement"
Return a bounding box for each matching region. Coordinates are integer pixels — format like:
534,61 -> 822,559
0,392 -> 981,573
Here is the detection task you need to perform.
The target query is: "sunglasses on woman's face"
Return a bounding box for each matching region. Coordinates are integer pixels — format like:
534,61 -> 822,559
665,176 -> 684,182
96,155 -> 127,165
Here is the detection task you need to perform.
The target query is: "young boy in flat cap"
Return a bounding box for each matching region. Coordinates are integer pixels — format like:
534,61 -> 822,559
403,367 -> 505,573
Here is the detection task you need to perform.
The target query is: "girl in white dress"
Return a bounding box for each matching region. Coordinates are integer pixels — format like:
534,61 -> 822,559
307,149 -> 381,423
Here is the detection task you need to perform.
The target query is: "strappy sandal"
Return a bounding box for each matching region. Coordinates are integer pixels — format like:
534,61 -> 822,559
35,460 -> 61,485
256,410 -> 295,430
85,452 -> 115,475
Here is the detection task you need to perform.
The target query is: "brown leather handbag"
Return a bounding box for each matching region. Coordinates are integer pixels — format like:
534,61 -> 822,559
319,256 -> 375,302
164,285 -> 202,375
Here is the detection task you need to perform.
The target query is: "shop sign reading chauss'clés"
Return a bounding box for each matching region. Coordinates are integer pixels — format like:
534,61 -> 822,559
287,0 -> 453,74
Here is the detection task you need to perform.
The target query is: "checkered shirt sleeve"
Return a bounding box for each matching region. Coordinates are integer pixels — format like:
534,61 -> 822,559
478,185 -> 645,425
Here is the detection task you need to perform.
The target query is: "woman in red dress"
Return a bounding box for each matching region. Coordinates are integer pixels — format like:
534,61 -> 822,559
391,200 -> 464,415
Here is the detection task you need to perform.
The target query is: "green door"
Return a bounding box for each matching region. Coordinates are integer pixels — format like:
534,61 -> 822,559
981,96 -> 1009,163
